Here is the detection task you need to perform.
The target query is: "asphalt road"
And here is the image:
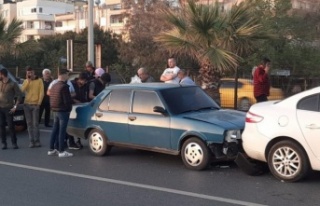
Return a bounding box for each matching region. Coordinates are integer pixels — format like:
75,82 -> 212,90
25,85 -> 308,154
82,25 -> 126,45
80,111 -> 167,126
0,126 -> 319,206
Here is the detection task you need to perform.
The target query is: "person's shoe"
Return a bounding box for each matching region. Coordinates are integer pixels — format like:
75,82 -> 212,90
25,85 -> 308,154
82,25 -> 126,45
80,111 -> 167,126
2,144 -> 7,150
48,149 -> 59,156
76,139 -> 83,149
58,151 -> 73,158
12,144 -> 19,149
29,142 -> 35,148
68,142 -> 80,150
34,142 -> 41,147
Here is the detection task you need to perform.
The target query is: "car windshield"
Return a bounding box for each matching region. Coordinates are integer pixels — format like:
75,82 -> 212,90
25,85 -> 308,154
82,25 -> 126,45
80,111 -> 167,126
160,86 -> 220,115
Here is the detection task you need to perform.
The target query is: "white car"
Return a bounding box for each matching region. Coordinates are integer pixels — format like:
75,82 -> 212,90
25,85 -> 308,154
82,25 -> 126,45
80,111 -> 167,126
237,86 -> 320,182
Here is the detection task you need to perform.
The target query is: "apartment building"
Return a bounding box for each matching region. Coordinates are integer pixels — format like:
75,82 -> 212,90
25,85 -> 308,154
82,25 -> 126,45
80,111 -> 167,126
54,0 -> 126,35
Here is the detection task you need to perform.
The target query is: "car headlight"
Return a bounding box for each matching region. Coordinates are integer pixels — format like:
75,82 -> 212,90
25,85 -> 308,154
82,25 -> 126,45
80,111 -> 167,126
225,130 -> 241,142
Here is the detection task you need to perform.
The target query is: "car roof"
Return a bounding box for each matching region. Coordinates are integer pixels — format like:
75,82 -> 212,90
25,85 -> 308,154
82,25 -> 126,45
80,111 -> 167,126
106,83 -> 197,91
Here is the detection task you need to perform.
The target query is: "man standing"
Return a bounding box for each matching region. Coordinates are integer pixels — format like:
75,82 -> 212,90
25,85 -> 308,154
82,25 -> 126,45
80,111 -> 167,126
178,69 -> 196,85
253,57 -> 271,102
85,61 -> 95,81
0,68 -> 22,149
39,68 -> 52,127
137,67 -> 154,83
160,57 -> 180,83
67,72 -> 89,149
47,69 -> 73,158
21,66 -> 44,148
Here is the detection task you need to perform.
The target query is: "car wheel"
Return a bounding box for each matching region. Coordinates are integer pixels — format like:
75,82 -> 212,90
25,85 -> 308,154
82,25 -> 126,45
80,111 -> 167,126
267,140 -> 310,182
181,137 -> 210,170
88,129 -> 111,156
238,98 -> 251,111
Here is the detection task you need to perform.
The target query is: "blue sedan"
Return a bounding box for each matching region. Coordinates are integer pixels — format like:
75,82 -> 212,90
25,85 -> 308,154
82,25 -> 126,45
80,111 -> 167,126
67,83 -> 245,170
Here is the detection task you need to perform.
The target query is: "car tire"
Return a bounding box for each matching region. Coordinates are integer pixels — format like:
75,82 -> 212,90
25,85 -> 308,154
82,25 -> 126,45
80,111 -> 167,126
267,140 -> 310,182
88,129 -> 111,156
238,98 -> 251,111
181,137 -> 210,170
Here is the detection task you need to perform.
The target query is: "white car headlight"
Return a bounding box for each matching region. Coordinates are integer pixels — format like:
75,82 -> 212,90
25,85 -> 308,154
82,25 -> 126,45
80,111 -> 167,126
225,130 -> 241,142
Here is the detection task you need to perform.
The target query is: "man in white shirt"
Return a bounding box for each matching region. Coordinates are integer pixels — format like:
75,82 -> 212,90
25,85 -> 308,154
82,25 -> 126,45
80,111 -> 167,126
160,58 -> 180,84
178,69 -> 196,85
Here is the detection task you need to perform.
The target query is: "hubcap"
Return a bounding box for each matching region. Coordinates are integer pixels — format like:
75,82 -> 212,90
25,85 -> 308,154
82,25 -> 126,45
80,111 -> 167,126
272,146 -> 301,177
184,142 -> 204,166
89,132 -> 103,153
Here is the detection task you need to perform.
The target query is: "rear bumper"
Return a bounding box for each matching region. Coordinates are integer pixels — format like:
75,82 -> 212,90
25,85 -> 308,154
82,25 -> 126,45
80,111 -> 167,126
67,126 -> 86,139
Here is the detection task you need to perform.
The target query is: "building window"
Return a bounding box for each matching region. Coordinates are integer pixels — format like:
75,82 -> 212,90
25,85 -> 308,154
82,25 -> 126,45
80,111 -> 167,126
39,7 -> 43,13
110,15 -> 123,24
55,21 -> 63,27
31,8 -> 36,13
45,22 -> 53,30
26,21 -> 34,29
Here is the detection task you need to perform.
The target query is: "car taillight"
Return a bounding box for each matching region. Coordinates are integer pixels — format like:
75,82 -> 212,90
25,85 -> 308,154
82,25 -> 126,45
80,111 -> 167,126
245,111 -> 264,123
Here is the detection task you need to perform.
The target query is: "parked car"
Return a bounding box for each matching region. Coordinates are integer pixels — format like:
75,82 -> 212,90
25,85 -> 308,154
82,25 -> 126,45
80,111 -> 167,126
236,86 -> 320,182
0,65 -> 26,131
67,83 -> 245,170
220,78 -> 284,111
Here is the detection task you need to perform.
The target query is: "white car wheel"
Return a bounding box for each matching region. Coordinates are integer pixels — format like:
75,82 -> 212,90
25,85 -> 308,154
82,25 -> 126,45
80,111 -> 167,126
88,129 -> 111,156
268,140 -> 310,182
181,138 -> 210,170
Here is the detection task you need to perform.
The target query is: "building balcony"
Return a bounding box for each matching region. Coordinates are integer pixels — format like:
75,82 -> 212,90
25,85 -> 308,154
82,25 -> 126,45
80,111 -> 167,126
23,28 -> 55,36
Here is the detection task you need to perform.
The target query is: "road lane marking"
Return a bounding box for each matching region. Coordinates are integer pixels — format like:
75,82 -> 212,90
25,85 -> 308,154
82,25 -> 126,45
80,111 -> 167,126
0,161 -> 266,206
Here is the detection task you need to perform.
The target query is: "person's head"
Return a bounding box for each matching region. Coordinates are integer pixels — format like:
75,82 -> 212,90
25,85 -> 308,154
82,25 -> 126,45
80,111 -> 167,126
42,68 -> 51,80
26,66 -> 35,79
77,72 -> 88,86
85,61 -> 94,72
58,69 -> 69,81
100,73 -> 111,85
178,69 -> 187,80
167,58 -> 176,68
95,68 -> 105,78
262,57 -> 271,67
0,68 -> 8,81
137,67 -> 150,82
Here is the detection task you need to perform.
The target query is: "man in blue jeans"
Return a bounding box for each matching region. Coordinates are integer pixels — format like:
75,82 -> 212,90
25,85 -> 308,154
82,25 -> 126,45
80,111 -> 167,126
47,69 -> 73,157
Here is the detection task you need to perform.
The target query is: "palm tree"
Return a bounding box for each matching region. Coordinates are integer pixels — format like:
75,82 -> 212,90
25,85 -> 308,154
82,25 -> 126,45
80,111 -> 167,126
0,14 -> 24,61
155,0 -> 273,104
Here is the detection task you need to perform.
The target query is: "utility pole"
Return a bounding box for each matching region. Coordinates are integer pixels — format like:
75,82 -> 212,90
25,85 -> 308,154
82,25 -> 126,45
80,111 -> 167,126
88,0 -> 94,65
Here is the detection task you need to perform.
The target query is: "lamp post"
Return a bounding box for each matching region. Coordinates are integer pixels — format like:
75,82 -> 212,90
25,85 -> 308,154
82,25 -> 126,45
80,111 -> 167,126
88,0 -> 94,65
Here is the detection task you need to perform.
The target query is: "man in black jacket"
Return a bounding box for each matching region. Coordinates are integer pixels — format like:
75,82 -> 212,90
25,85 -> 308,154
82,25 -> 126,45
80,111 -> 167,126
47,69 -> 73,158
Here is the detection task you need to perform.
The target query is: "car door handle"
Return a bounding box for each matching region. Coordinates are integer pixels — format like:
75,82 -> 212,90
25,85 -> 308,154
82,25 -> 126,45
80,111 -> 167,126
306,124 -> 320,129
128,116 -> 136,121
95,113 -> 103,118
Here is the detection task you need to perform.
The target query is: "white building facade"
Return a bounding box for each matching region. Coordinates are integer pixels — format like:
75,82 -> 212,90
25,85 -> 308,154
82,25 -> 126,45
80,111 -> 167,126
16,0 -> 74,42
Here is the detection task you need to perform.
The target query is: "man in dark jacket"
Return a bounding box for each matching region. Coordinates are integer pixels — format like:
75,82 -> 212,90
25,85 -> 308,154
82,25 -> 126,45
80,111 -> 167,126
0,68 -> 22,149
88,68 -> 111,100
47,69 -> 73,158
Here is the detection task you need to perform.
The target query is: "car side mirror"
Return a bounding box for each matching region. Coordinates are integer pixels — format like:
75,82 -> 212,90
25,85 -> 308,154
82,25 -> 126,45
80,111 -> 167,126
153,106 -> 167,114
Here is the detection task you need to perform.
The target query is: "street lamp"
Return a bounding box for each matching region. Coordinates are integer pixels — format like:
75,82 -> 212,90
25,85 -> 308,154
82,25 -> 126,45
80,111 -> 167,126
88,0 -> 94,65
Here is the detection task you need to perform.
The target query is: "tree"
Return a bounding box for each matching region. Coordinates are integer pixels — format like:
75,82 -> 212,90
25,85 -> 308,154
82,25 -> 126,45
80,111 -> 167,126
0,14 -> 23,65
118,0 -> 177,81
155,0 -> 273,104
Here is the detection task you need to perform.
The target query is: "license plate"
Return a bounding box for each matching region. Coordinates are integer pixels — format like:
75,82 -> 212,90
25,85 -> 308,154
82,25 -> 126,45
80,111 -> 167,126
13,115 -> 24,121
